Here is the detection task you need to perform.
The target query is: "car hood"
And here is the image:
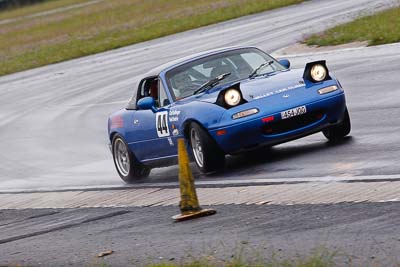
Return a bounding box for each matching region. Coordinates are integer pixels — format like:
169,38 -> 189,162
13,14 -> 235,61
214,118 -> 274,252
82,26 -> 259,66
198,69 -> 306,103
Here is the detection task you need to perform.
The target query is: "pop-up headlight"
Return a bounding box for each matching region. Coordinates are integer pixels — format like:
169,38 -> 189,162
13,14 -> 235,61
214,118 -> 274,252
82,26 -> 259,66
216,83 -> 247,109
224,89 -> 242,107
311,64 -> 327,82
303,60 -> 331,83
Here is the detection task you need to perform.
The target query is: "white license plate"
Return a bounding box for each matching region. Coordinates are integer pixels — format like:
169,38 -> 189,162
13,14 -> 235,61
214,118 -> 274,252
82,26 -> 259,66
281,105 -> 307,120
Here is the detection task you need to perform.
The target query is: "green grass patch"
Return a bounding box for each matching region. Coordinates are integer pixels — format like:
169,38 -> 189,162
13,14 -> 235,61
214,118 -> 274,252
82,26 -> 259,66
305,7 -> 400,47
147,252 -> 337,267
146,247 -> 339,267
0,0 -> 305,76
0,0 -> 85,20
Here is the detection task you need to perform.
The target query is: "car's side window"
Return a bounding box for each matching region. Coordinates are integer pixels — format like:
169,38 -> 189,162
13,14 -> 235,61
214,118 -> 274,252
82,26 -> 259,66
137,76 -> 159,105
158,81 -> 170,107
136,79 -> 147,102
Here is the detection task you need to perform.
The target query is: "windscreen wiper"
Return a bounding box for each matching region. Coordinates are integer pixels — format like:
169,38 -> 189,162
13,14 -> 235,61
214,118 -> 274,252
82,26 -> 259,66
248,61 -> 274,79
193,72 -> 231,95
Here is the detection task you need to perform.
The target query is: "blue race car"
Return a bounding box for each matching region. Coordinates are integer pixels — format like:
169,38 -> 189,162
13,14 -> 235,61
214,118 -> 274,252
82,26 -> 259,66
108,47 -> 350,183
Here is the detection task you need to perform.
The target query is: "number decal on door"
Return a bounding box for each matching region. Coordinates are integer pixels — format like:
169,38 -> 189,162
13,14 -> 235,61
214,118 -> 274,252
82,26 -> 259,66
156,111 -> 170,137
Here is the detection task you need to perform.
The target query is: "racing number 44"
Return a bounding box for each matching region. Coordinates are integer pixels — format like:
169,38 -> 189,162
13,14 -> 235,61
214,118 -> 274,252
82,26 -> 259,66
156,111 -> 170,137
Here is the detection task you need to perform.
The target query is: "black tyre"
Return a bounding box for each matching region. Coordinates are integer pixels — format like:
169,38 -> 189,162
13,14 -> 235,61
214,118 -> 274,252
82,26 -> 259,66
323,107 -> 351,142
188,122 -> 225,173
112,135 -> 150,183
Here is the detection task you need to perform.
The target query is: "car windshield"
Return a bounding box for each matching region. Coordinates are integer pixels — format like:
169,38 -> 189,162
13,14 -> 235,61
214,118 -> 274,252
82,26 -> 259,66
165,48 -> 285,100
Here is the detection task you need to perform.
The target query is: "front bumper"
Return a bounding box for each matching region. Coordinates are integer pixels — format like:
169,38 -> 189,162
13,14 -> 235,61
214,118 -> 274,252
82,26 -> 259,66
209,92 -> 346,154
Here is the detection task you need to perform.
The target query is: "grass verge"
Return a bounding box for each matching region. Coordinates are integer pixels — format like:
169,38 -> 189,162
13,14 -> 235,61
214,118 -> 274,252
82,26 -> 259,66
0,0 -> 85,20
305,7 -> 400,47
146,247 -> 339,267
0,0 -> 305,76
147,252 -> 337,267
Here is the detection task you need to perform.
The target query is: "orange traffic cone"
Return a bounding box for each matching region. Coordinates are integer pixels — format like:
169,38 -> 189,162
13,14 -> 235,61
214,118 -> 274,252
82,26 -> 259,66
172,138 -> 216,222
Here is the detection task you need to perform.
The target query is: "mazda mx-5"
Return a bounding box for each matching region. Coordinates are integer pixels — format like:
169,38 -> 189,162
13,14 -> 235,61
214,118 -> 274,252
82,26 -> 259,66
108,47 -> 351,182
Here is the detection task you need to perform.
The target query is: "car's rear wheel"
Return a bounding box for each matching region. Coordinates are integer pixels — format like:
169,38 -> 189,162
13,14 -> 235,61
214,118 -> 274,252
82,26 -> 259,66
112,135 -> 150,183
189,123 -> 225,173
323,107 -> 351,142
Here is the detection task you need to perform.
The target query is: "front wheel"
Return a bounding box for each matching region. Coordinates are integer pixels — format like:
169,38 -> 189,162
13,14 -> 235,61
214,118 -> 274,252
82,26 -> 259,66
323,107 -> 351,142
112,135 -> 150,183
189,123 -> 225,173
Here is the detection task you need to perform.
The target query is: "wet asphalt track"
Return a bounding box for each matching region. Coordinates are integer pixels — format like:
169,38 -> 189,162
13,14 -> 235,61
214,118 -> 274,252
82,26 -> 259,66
1,0 -> 400,191
1,203 -> 400,266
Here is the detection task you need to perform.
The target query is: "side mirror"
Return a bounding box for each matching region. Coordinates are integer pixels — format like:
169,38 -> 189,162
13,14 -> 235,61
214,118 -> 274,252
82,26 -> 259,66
137,97 -> 157,112
279,59 -> 290,69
